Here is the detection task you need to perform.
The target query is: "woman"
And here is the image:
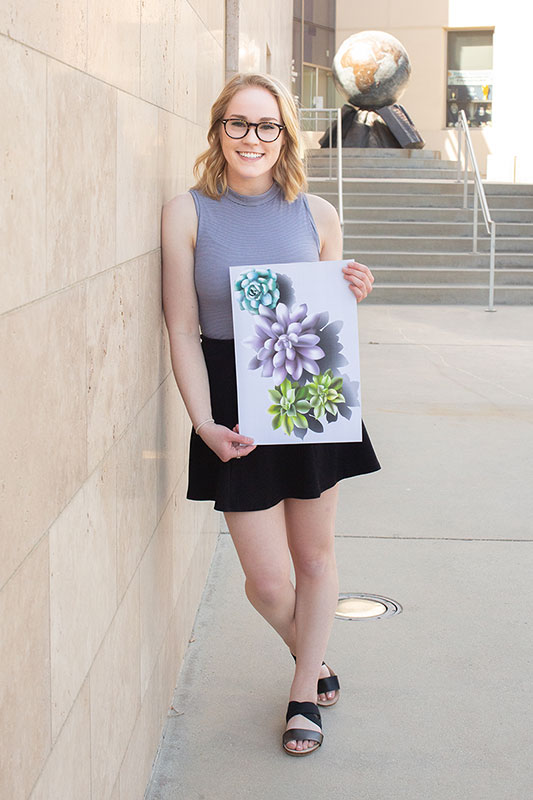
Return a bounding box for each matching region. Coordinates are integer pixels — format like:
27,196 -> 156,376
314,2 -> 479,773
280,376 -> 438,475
162,72 -> 380,756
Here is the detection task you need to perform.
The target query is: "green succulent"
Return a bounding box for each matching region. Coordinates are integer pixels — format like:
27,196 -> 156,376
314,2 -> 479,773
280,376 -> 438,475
305,370 -> 345,419
268,378 -> 311,435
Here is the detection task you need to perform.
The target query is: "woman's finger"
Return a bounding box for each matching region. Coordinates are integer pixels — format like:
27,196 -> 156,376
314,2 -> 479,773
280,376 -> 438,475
342,262 -> 374,302
228,431 -> 254,446
343,260 -> 374,276
347,281 -> 371,302
343,270 -> 374,287
229,441 -> 256,460
343,262 -> 375,283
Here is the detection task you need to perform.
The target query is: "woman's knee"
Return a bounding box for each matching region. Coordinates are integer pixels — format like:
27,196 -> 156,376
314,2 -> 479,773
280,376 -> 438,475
244,573 -> 290,607
291,547 -> 336,579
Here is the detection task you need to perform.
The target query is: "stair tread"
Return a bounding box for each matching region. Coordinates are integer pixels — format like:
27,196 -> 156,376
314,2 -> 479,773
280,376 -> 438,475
345,220 -> 532,225
370,266 -> 533,271
372,283 -> 530,289
344,234 -> 533,241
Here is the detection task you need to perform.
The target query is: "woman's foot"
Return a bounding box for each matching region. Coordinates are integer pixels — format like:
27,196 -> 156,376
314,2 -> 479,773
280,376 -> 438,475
290,652 -> 340,705
317,662 -> 339,704
283,701 -> 323,755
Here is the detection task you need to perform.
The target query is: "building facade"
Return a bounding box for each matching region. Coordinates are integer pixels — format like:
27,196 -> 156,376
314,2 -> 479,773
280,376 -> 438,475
335,0 -> 533,181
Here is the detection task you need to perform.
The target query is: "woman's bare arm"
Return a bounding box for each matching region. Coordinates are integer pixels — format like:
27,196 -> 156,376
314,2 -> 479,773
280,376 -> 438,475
162,192 -> 212,428
161,193 -> 255,461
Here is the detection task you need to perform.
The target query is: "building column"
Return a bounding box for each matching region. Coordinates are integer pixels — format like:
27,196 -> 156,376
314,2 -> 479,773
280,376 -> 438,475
225,0 -> 240,81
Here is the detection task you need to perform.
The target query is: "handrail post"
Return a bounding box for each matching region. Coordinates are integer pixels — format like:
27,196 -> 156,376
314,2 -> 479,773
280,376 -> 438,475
337,107 -> 344,234
457,125 -> 462,183
487,222 -> 496,312
328,111 -> 333,179
463,145 -> 469,209
473,184 -> 478,253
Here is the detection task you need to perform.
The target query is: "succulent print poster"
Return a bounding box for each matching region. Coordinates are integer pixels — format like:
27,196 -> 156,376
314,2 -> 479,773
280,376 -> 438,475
229,260 -> 362,445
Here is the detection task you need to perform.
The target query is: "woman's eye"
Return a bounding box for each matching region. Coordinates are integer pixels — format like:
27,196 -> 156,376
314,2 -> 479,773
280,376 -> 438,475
259,124 -> 276,131
230,120 -> 247,129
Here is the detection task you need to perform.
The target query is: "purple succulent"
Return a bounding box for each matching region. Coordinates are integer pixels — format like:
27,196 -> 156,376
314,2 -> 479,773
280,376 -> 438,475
245,302 -> 325,385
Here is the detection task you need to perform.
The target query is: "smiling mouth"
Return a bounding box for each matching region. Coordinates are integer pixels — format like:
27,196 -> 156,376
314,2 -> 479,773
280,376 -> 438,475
237,151 -> 264,160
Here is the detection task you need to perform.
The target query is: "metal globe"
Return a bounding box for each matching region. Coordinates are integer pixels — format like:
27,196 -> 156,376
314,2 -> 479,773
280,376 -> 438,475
333,30 -> 411,109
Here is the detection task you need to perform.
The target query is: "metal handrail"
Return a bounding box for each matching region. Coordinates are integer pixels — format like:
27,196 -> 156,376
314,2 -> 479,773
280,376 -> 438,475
456,110 -> 497,311
298,108 -> 343,232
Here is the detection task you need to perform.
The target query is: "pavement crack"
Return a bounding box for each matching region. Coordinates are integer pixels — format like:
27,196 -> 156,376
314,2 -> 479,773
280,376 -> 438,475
428,346 -> 533,404
398,326 -> 533,404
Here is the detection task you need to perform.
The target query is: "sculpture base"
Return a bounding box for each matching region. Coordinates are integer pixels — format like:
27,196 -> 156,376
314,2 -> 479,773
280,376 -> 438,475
319,103 -> 424,149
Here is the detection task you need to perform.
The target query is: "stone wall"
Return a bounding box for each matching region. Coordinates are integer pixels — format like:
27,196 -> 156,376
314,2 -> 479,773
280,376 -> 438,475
1,1 -> 290,797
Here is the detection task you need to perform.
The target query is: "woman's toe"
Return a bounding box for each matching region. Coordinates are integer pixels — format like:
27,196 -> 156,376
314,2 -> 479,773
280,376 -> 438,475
286,739 -> 296,750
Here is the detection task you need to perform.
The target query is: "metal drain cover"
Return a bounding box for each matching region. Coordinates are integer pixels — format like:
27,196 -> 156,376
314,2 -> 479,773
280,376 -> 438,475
335,593 -> 402,621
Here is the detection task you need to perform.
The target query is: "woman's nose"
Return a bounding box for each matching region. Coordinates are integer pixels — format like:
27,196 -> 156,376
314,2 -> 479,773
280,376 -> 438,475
242,125 -> 261,142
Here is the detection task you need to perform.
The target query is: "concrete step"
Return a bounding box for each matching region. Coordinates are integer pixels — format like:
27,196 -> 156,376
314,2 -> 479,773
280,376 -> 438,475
343,221 -> 533,237
363,285 -> 533,304
347,251 -> 533,268
321,191 -> 533,209
306,156 -> 457,171
343,206 -> 533,223
307,167 -> 465,180
305,147 -> 443,160
308,178 -> 533,195
345,235 -> 533,253
370,267 -> 533,286
306,153 -> 533,303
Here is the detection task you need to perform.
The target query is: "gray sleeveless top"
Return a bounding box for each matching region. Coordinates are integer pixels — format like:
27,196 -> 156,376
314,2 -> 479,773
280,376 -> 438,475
190,182 -> 321,339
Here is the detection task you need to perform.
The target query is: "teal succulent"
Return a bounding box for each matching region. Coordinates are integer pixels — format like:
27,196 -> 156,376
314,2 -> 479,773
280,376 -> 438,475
268,378 -> 311,435
234,269 -> 280,314
306,370 -> 345,419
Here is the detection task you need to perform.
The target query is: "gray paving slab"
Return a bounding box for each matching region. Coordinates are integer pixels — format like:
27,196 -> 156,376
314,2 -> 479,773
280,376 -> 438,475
338,305 -> 533,541
145,306 -> 533,800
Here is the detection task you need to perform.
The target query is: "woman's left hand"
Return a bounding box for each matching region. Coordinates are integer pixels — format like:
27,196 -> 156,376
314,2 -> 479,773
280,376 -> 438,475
342,260 -> 375,302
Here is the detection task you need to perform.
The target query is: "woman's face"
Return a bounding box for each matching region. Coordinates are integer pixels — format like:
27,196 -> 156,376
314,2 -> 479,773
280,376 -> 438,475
220,86 -> 284,193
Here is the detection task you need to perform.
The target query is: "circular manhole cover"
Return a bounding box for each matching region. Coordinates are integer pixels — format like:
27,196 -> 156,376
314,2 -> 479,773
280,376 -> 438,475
335,593 -> 402,621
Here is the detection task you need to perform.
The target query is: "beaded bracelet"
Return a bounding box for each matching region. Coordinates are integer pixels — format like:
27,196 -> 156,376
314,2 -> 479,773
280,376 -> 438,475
195,417 -> 214,435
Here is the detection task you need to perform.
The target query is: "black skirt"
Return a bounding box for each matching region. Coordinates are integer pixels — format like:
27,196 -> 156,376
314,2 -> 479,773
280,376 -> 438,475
187,337 -> 381,512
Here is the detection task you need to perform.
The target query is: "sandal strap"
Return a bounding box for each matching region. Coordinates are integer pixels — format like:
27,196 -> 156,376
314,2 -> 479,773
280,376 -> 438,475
283,728 -> 323,747
317,674 -> 340,694
286,700 -> 321,725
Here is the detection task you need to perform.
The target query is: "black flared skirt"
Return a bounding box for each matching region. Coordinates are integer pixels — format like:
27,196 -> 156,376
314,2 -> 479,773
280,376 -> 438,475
187,337 -> 381,512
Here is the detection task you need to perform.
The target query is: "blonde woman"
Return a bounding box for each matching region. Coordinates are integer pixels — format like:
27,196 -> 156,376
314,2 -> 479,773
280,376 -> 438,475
162,73 -> 380,756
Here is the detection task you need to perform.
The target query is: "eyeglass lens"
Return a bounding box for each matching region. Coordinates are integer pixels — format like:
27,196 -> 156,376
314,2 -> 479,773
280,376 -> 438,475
225,119 -> 281,142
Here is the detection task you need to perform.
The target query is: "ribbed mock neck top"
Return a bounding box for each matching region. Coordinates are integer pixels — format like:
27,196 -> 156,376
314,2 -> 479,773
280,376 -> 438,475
189,182 -> 321,339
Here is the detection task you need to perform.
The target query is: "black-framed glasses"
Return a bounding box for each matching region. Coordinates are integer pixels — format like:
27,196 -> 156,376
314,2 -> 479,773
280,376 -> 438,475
221,118 -> 285,142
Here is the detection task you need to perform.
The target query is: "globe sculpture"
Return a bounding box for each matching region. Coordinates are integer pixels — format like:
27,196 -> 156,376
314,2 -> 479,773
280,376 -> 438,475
321,30 -> 424,149
333,30 -> 411,109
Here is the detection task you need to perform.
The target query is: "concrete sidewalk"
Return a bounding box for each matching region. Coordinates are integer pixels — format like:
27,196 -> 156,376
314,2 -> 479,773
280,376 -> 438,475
145,305 -> 533,800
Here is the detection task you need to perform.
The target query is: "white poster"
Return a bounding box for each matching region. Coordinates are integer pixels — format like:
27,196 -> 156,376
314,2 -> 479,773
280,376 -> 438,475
229,260 -> 362,445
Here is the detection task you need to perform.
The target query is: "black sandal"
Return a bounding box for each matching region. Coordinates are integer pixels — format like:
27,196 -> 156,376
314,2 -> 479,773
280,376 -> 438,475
290,652 -> 340,707
282,701 -> 323,756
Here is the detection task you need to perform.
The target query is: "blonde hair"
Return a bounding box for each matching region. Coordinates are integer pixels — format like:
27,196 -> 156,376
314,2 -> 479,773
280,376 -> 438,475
192,73 -> 307,203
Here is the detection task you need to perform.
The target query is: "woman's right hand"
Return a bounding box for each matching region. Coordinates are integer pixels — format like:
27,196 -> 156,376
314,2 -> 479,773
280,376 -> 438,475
198,422 -> 256,462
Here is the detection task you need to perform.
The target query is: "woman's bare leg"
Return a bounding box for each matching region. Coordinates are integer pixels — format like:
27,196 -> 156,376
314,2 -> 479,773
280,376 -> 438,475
224,502 -> 297,652
225,487 -> 340,753
283,485 -> 340,752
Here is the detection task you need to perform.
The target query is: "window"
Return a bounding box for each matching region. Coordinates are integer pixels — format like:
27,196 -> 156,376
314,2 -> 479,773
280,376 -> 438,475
293,0 -> 335,107
447,30 -> 493,128
302,64 -> 337,110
